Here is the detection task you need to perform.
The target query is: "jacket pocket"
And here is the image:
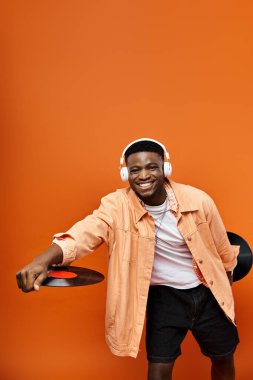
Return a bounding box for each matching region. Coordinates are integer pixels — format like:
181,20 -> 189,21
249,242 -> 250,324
197,221 -> 216,248
122,230 -> 140,262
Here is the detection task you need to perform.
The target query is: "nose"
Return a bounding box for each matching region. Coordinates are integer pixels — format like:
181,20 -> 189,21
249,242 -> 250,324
139,169 -> 151,180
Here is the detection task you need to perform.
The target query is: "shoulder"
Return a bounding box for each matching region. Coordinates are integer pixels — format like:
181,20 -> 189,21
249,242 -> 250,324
169,180 -> 217,212
181,183 -> 213,201
98,188 -> 129,208
90,189 -> 128,224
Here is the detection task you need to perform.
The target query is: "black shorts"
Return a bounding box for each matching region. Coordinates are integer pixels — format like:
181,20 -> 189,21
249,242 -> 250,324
146,284 -> 239,363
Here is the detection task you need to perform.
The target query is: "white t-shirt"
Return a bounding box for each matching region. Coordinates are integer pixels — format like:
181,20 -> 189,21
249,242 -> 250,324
145,199 -> 201,289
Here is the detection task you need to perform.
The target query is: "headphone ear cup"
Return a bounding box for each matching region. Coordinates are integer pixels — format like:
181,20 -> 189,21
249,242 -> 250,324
164,162 -> 172,177
120,167 -> 129,182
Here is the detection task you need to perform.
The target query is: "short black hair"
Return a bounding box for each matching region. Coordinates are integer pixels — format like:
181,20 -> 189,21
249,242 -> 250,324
125,140 -> 164,163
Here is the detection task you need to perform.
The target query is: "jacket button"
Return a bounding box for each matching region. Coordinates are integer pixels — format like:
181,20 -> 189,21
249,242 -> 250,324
199,259 -> 203,264
209,280 -> 213,285
187,236 -> 192,241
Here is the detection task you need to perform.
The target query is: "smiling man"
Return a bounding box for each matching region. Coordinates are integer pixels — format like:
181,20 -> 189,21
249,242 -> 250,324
16,138 -> 239,380
127,151 -> 167,206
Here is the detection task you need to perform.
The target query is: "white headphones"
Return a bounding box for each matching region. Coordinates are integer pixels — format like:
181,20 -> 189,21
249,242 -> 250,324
120,138 -> 172,182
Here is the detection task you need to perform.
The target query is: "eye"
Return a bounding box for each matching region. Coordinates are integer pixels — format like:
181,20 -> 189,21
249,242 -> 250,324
129,168 -> 139,174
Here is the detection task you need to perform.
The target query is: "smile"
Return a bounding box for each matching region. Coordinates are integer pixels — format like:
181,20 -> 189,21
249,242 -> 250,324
137,182 -> 154,189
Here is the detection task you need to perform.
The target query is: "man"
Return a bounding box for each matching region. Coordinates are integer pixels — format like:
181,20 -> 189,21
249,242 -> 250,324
16,138 -> 239,380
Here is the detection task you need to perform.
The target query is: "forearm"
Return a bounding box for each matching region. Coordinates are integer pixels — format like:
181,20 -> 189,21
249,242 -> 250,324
205,195 -> 238,271
32,243 -> 63,268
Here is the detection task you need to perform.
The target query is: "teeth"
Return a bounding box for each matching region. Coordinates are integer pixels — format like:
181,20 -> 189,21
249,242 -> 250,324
139,182 -> 152,188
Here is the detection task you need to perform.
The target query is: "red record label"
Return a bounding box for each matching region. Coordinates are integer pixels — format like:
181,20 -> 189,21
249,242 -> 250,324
48,271 -> 78,279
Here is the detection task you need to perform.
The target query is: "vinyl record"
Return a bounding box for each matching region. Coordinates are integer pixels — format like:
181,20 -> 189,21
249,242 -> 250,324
41,266 -> 104,287
227,232 -> 252,282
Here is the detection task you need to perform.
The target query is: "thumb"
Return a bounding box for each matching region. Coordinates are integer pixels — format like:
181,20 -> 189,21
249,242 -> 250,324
33,272 -> 48,291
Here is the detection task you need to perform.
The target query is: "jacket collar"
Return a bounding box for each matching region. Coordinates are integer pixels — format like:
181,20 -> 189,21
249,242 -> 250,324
127,179 -> 199,223
168,179 -> 199,213
127,188 -> 148,223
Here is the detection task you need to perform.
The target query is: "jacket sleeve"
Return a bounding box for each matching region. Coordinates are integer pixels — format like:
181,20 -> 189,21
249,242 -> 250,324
52,193 -> 117,266
204,194 -> 240,272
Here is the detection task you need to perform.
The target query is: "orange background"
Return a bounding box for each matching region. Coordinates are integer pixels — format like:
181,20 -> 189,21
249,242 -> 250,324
1,1 -> 253,379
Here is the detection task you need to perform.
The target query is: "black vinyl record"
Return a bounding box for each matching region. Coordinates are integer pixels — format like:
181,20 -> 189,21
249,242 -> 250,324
227,232 -> 252,282
41,266 -> 104,287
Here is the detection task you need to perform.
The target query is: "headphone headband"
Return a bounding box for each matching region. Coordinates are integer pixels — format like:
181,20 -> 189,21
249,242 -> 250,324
120,138 -> 170,165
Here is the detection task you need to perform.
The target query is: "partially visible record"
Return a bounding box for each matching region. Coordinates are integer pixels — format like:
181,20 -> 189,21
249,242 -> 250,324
41,266 -> 104,287
227,232 -> 252,282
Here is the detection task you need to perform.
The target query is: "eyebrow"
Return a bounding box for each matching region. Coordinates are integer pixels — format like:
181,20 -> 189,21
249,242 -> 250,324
128,162 -> 160,169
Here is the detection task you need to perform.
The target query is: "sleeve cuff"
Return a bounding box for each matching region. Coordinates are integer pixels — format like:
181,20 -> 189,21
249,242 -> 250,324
52,233 -> 77,266
223,244 -> 240,272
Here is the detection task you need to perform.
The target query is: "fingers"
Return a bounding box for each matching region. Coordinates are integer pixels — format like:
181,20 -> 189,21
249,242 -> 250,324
16,264 -> 48,293
25,270 -> 37,291
16,270 -> 28,292
16,271 -> 23,289
33,271 -> 49,291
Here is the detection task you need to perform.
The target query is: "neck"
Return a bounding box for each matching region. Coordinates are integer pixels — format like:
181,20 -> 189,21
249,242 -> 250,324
140,186 -> 167,206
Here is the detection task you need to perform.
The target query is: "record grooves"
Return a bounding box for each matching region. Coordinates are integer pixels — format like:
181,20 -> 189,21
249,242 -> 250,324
227,232 -> 252,282
42,266 -> 104,287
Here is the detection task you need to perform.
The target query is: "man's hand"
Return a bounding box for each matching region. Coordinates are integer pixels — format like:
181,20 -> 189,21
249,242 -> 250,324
226,271 -> 233,286
16,243 -> 63,292
16,262 -> 49,292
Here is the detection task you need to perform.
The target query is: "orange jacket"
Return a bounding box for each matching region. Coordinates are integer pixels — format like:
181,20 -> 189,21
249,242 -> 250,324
53,180 -> 239,358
